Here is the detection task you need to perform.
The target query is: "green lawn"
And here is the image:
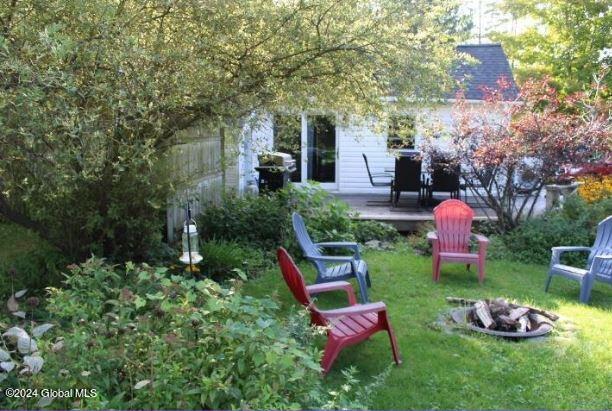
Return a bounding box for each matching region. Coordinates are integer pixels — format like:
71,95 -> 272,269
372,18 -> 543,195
245,243 -> 612,410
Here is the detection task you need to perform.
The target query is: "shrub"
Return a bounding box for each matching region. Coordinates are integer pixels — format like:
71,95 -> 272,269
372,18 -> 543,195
287,184 -> 357,244
198,192 -> 289,250
200,239 -> 269,280
197,184 -> 399,258
501,195 -> 612,265
0,223 -> 66,297
1,258 -> 374,410
405,222 -> 435,256
352,220 -> 400,243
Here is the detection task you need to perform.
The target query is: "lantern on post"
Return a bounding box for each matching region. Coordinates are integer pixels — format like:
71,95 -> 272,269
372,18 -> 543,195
179,201 -> 203,272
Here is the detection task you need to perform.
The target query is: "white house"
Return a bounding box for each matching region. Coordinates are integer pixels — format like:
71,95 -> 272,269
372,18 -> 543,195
238,44 -> 519,194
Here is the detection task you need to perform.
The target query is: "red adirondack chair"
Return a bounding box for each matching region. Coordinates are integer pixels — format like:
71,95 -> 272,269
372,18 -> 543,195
277,247 -> 401,374
427,199 -> 489,283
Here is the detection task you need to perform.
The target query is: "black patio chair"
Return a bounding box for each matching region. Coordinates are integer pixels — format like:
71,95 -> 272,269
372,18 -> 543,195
427,161 -> 461,202
392,155 -> 425,207
362,153 -> 393,203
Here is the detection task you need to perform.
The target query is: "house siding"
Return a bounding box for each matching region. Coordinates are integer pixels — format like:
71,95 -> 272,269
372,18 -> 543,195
334,105 -> 456,194
337,120 -> 391,193
240,104 -> 471,194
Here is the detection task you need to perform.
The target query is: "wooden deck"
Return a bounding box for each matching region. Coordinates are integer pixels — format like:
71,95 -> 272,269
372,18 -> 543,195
333,193 -> 497,231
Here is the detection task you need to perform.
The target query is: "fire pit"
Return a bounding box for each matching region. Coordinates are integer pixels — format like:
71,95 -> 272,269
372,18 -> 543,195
447,297 -> 558,339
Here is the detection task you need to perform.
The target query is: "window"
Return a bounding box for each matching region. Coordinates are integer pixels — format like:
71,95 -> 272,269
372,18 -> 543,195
387,115 -> 416,149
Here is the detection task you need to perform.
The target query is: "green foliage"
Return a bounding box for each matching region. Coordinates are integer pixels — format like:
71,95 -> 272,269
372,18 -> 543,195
406,222 -> 435,256
490,0 -> 611,93
0,223 -> 66,297
2,258 -> 373,409
0,0 -> 462,261
198,184 -> 399,257
287,184 -> 356,244
352,220 -> 400,244
500,196 -> 612,265
200,239 -> 269,280
198,191 -> 290,250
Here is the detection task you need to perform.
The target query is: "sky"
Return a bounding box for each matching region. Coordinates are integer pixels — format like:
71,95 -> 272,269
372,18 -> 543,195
459,0 -> 535,44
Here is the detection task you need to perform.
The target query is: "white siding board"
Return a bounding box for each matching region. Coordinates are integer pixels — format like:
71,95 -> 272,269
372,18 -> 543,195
238,103 -> 484,194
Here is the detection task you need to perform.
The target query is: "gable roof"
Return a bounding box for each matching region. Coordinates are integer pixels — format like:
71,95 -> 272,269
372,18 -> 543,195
451,44 -> 519,101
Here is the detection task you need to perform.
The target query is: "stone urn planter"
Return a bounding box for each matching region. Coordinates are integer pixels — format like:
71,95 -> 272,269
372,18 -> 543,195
544,181 -> 583,210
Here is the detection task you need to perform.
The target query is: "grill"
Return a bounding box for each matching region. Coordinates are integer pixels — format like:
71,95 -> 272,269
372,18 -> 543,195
255,152 -> 297,192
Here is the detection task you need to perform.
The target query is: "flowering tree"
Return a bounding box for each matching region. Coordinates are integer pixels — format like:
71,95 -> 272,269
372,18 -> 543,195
426,75 -> 610,232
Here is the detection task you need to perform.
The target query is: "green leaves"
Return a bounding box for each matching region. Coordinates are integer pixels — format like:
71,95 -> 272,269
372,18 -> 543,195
133,295 -> 146,309
491,0 -> 612,93
21,257 -> 358,409
1,0 -> 459,262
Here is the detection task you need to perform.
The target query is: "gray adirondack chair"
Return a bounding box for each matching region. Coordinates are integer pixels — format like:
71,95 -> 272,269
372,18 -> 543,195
545,215 -> 612,303
292,212 -> 371,303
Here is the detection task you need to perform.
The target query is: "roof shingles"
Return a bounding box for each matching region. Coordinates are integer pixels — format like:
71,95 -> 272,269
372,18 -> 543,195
451,44 -> 519,101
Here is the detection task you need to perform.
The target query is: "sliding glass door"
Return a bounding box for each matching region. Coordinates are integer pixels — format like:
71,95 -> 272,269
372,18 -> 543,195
306,115 -> 336,187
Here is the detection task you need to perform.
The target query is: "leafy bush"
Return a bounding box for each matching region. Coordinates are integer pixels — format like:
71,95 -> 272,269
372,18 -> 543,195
0,223 -> 66,297
198,191 -> 290,250
200,239 -> 269,280
1,258 -> 375,410
0,0 -> 458,264
406,222 -> 435,256
0,289 -> 55,391
501,195 -> 612,265
286,184 -> 356,244
352,220 -> 400,243
198,184 -> 399,258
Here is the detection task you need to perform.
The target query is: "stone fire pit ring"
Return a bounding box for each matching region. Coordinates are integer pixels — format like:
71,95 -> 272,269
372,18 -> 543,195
450,306 -> 554,339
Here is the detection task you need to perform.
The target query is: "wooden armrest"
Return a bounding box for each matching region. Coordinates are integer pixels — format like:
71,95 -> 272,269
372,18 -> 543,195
307,282 -> 357,305
321,301 -> 387,318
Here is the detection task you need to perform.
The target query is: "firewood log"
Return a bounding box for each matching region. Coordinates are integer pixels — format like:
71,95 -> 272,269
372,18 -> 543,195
517,316 -> 529,332
508,307 -> 530,321
510,304 -> 559,321
473,300 -> 495,329
489,299 -> 511,316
